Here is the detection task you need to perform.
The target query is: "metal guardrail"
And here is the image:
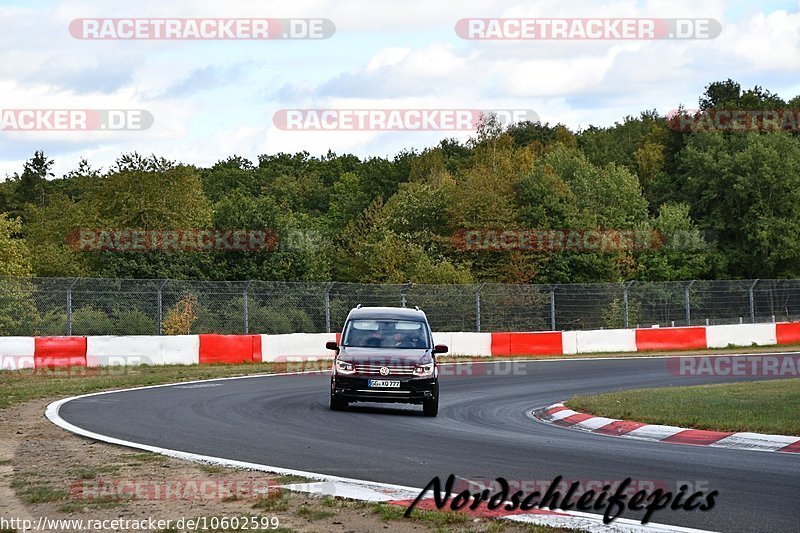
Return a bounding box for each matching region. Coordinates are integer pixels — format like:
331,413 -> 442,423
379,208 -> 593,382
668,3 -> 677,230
0,277 -> 798,336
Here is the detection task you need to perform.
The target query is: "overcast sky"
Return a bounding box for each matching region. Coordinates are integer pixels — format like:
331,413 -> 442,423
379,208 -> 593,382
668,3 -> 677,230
1,0 -> 798,178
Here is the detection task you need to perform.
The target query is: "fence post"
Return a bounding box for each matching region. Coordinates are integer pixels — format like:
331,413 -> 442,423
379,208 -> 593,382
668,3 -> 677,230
66,278 -> 79,335
400,282 -> 412,308
475,283 -> 486,332
550,284 -> 559,331
685,280 -> 696,325
325,282 -> 334,333
157,279 -> 167,335
623,281 -> 634,329
243,280 -> 252,334
749,279 -> 759,323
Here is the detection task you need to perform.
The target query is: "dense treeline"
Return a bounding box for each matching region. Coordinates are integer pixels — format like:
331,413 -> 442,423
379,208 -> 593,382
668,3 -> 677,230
2,79 -> 800,285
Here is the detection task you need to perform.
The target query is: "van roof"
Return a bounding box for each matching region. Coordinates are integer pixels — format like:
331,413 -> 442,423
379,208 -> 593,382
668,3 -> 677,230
345,306 -> 427,322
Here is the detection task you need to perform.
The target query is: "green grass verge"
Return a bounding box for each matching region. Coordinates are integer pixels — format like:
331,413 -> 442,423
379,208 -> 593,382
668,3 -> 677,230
251,492 -> 290,512
0,362 -> 289,411
121,452 -> 168,463
373,502 -> 471,525
275,474 -> 313,485
10,473 -> 67,504
568,378 -> 800,435
295,504 -> 335,520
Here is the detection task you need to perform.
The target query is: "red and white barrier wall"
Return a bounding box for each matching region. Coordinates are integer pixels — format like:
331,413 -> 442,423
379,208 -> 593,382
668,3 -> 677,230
433,332 -> 493,356
2,323 -> 800,370
86,335 -> 200,366
36,336 -> 86,368
0,337 -> 35,369
261,333 -> 338,362
777,322 -> 800,344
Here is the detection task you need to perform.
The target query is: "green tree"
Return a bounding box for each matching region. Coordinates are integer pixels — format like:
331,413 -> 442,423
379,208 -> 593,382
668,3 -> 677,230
23,193 -> 94,277
0,214 -> 39,334
326,172 -> 373,232
673,131 -> 800,277
88,164 -> 211,228
635,142 -> 665,202
0,214 -> 32,276
382,181 -> 452,248
80,161 -> 216,279
578,111 -> 665,174
699,79 -> 786,111
514,145 -> 649,283
699,79 -> 742,110
7,151 -> 54,218
535,144 -> 649,228
507,121 -> 558,150
367,232 -> 473,284
637,202 -> 716,281
201,156 -> 258,202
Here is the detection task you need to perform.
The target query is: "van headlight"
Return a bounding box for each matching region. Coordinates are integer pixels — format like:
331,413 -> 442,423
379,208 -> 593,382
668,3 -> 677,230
336,360 -> 356,374
413,362 -> 434,376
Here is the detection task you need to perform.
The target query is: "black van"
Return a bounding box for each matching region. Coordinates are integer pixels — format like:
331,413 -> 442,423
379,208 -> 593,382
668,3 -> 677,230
327,306 -> 447,416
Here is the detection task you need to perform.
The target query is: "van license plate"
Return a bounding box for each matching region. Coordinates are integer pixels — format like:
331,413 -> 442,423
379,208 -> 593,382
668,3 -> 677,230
368,380 -> 400,388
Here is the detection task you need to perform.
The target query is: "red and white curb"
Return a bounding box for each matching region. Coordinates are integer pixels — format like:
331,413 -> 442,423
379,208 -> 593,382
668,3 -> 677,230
533,403 -> 800,454
44,377 -> 714,533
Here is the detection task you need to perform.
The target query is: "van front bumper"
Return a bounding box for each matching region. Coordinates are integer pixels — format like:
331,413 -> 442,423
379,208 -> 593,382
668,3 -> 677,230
331,376 -> 437,404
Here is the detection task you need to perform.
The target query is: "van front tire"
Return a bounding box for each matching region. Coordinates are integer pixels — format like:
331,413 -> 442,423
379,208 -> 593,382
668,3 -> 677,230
330,394 -> 348,411
422,384 -> 439,417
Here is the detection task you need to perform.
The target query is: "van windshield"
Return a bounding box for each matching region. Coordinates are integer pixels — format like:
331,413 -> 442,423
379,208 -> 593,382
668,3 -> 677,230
342,319 -> 431,349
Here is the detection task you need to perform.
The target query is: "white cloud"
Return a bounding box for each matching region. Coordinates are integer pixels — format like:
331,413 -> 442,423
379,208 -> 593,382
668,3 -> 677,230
727,10 -> 800,70
366,47 -> 411,70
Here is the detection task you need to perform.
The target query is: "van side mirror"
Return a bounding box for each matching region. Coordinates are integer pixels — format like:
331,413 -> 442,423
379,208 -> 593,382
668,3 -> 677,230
326,341 -> 339,351
433,344 -> 448,354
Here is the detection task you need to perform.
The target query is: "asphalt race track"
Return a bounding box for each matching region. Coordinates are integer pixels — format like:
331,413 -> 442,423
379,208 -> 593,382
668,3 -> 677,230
55,356 -> 800,532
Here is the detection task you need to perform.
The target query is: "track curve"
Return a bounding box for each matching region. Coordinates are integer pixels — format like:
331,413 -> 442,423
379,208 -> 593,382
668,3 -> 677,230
53,356 -> 800,532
